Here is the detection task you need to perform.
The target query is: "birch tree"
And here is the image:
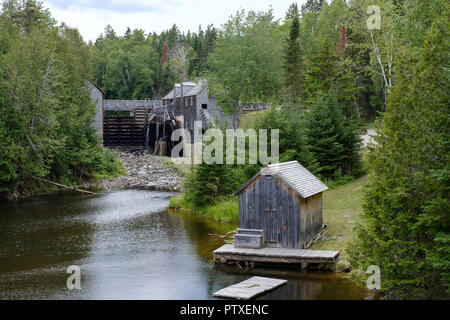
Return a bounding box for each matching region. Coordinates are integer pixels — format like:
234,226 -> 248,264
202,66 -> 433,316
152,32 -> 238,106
168,45 -> 194,82
347,0 -> 397,109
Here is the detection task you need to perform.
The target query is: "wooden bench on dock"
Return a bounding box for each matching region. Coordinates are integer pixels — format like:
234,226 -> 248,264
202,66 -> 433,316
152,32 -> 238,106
213,244 -> 339,267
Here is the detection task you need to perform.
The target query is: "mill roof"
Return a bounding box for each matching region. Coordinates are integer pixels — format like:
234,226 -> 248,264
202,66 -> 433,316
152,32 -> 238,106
162,80 -> 207,100
104,100 -> 162,111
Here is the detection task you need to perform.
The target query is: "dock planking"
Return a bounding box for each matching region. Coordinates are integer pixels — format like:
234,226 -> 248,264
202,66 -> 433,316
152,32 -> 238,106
213,276 -> 287,300
213,244 -> 339,265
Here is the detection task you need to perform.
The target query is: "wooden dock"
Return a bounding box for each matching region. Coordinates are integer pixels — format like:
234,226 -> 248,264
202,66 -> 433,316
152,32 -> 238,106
213,244 -> 339,267
213,276 -> 287,300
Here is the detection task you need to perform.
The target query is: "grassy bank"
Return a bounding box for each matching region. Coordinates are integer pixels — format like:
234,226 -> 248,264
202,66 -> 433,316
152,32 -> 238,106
169,196 -> 239,223
310,175 -> 368,265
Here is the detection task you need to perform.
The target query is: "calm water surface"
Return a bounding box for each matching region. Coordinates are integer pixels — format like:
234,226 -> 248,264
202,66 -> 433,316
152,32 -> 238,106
0,190 -> 366,300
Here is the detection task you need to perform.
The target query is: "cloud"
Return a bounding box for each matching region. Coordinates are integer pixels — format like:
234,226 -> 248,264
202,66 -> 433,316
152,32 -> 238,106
40,0 -> 305,42
44,0 -> 172,14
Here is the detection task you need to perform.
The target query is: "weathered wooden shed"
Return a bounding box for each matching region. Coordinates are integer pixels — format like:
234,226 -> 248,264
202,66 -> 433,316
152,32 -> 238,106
233,161 -> 328,249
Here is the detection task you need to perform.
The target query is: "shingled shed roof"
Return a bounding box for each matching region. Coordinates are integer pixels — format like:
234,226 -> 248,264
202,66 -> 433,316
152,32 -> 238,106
233,161 -> 328,198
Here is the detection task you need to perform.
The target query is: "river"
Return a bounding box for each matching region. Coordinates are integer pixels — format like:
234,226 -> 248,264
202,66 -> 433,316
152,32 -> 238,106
0,190 -> 366,300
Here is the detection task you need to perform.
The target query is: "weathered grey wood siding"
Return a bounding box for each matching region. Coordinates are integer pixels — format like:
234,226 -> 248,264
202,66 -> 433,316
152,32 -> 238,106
238,175 -> 323,249
239,175 -> 298,248
299,193 -> 323,248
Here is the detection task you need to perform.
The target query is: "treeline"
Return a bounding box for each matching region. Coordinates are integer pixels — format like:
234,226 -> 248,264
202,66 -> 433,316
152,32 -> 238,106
0,0 -> 123,198
89,0 -> 386,120
90,24 -> 217,100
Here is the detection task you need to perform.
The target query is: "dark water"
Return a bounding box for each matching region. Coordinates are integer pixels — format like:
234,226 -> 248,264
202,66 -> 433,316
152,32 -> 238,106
0,190 -> 366,300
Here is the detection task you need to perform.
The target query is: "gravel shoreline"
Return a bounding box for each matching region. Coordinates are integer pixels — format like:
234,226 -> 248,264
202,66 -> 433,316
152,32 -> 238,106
97,151 -> 184,193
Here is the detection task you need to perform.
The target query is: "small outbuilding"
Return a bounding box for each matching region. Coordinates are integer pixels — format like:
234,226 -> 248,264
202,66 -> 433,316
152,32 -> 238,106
233,161 -> 328,249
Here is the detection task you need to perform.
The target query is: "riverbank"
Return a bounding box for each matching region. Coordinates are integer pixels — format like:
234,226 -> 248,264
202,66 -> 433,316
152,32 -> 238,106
169,196 -> 239,223
93,151 -> 184,192
2,151 -> 184,201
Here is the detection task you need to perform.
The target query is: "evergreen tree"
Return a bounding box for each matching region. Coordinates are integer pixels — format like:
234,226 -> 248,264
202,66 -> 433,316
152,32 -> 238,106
306,35 -> 361,119
184,141 -> 234,208
307,90 -> 346,178
285,3 -> 299,20
124,27 -> 131,39
103,24 -> 117,39
166,24 -> 179,48
301,0 -> 324,15
254,107 -> 317,172
348,3 -> 450,297
283,3 -> 304,104
305,37 -> 337,98
184,162 -> 234,208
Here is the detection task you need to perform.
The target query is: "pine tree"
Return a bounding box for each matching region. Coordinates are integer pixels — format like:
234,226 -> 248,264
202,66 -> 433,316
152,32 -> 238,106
307,90 -> 346,179
307,36 -> 361,119
301,0 -> 324,15
285,3 -> 299,20
184,143 -> 234,208
124,27 -> 131,39
305,37 -> 337,98
340,120 -> 362,176
283,3 -> 303,104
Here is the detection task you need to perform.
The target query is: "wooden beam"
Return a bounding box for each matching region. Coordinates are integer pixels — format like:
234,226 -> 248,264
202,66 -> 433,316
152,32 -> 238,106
33,177 -> 96,195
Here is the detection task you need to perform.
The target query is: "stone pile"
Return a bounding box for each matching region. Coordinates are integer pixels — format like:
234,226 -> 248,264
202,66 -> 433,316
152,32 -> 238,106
100,151 -> 184,192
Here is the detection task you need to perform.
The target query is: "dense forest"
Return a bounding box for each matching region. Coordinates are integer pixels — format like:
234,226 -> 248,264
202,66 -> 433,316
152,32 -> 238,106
0,0 -> 124,199
0,0 -> 448,299
90,0 -> 387,120
90,23 -> 218,100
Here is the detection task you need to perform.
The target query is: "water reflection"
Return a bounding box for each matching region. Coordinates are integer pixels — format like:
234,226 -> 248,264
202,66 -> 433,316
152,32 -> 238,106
0,190 -> 366,300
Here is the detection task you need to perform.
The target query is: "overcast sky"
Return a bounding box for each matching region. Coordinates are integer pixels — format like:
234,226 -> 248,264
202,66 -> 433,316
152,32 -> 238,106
36,0 -> 307,42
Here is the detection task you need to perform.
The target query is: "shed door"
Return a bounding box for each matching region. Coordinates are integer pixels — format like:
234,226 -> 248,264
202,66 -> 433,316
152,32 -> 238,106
262,175 -> 281,245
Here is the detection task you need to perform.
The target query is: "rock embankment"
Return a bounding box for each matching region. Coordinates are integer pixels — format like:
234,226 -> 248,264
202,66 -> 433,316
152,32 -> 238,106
100,151 -> 184,192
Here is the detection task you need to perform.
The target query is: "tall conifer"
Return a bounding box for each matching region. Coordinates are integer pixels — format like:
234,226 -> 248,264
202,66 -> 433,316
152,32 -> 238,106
283,3 -> 303,104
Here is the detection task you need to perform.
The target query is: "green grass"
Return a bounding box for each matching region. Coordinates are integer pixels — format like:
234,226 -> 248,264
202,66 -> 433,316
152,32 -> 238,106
240,111 -> 265,129
310,175 -> 368,264
169,195 -> 239,223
